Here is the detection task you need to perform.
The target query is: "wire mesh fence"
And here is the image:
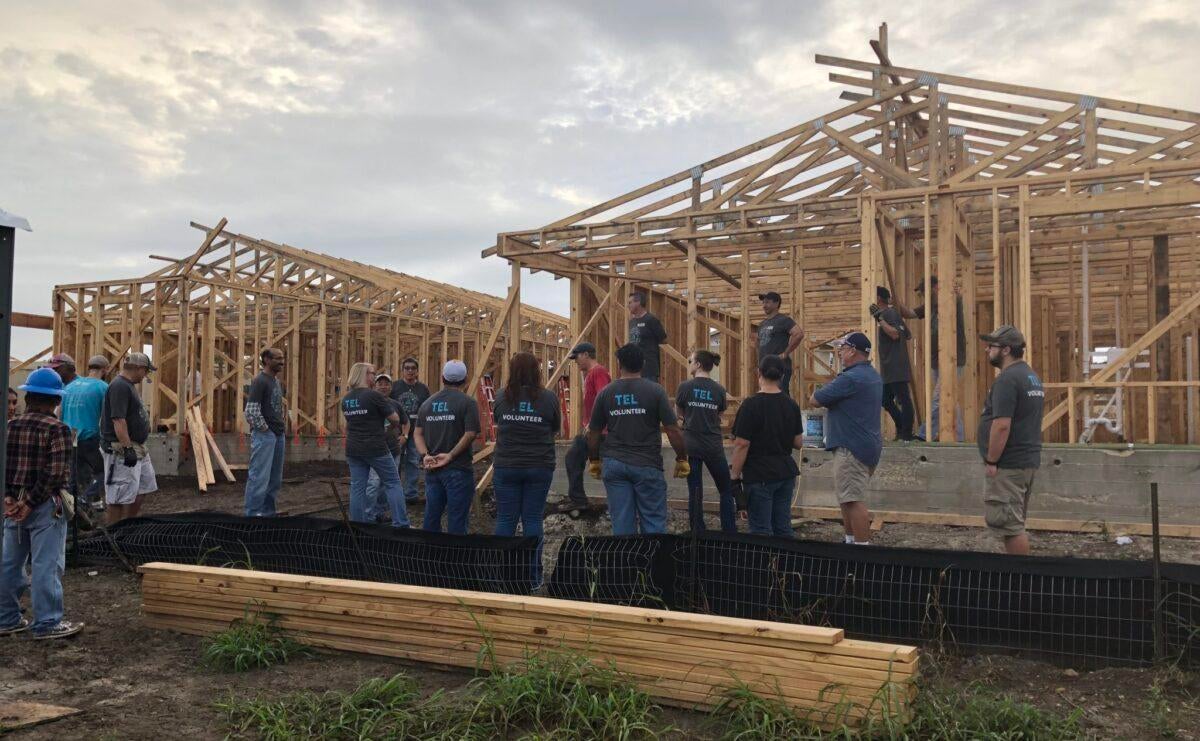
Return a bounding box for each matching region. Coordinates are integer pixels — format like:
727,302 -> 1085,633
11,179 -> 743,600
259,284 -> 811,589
79,513 -> 1200,668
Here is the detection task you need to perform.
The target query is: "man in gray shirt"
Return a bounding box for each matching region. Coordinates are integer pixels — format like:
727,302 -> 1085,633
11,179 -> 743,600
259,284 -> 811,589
244,347 -> 286,517
755,291 -> 805,395
871,286 -> 915,440
587,344 -> 688,535
977,325 -> 1044,555
627,292 -> 668,384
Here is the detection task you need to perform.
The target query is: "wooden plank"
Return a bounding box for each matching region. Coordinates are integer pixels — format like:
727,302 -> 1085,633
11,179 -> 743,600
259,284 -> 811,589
0,702 -> 83,731
203,424 -> 236,483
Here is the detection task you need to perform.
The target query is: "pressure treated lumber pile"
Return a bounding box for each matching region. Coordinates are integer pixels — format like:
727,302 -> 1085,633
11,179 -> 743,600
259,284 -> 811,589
139,563 -> 917,727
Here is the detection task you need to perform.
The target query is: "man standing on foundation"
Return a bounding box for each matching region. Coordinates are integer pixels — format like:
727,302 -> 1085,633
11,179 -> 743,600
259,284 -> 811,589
755,291 -> 805,396
627,292 -> 667,385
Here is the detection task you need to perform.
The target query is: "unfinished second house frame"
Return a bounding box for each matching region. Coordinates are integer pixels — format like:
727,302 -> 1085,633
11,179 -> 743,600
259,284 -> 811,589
51,220 -> 571,438
486,26 -> 1200,447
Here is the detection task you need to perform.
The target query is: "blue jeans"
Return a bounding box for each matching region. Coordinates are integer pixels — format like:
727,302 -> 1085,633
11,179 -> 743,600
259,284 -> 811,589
365,452 -> 402,521
686,449 -> 736,533
348,453 -> 408,527
494,466 -> 554,588
1,498 -> 67,632
244,429 -> 285,517
746,477 -> 796,538
423,467 -> 474,534
920,367 -> 965,442
601,458 -> 668,535
400,438 -> 422,501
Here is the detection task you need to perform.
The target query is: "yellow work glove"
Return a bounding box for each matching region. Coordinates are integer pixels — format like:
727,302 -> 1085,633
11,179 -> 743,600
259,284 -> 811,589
673,458 -> 691,478
588,459 -> 602,479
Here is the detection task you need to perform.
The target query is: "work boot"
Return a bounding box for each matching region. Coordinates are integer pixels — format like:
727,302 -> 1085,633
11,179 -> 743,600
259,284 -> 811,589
32,621 -> 84,640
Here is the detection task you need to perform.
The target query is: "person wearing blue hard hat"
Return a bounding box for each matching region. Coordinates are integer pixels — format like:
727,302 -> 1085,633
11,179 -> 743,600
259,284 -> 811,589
1,366 -> 85,639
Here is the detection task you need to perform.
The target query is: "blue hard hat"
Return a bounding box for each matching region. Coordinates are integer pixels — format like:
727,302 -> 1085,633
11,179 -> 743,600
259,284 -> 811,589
20,367 -> 66,397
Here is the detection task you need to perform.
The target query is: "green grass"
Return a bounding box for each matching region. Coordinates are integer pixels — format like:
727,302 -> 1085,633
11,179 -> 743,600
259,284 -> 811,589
201,611 -> 313,673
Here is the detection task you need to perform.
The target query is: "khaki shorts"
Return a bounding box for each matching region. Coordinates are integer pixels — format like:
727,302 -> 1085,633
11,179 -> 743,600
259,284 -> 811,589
983,467 -> 1036,536
102,450 -> 159,505
833,447 -> 874,504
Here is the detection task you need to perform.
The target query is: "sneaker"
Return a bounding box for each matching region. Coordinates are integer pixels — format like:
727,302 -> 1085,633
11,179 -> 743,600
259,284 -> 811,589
31,621 -> 84,640
0,618 -> 30,636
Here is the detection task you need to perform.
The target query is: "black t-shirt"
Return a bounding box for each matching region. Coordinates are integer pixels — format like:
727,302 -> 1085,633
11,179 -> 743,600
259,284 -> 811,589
492,388 -> 561,469
675,377 -> 727,456
977,361 -> 1045,469
390,379 -> 431,419
588,377 -> 676,469
628,313 -> 667,380
875,307 -> 912,384
101,375 -> 150,445
416,388 -> 481,471
915,296 -> 967,367
382,399 -> 409,457
341,388 -> 396,459
757,313 -> 796,365
732,392 -> 803,484
247,372 -> 286,434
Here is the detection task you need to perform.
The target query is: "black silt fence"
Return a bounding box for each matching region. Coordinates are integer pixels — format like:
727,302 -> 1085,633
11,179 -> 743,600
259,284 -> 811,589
77,512 -> 540,595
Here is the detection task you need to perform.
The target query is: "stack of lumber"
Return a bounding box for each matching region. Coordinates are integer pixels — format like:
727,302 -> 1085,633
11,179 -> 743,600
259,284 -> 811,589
140,563 -> 917,727
185,406 -> 235,491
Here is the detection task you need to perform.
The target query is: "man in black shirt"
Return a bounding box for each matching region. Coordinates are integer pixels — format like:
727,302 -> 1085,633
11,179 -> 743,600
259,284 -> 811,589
978,325 -> 1044,555
730,355 -> 804,537
871,286 -> 915,440
366,373 -> 410,523
627,292 -> 668,384
390,357 -> 432,503
100,353 -> 158,524
897,276 -> 966,441
755,291 -> 805,395
414,360 -> 481,534
587,344 -> 688,535
243,347 -> 286,517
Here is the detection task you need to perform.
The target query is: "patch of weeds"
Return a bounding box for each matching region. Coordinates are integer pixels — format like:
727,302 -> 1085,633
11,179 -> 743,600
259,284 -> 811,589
878,681 -> 1086,740
201,610 -> 312,673
708,683 -> 827,740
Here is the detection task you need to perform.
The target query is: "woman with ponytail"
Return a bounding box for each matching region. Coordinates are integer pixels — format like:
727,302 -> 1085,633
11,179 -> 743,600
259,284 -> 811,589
675,349 -> 736,532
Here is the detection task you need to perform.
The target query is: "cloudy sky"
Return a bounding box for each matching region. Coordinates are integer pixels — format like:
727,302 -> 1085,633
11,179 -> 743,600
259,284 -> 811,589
4,0 -> 1199,357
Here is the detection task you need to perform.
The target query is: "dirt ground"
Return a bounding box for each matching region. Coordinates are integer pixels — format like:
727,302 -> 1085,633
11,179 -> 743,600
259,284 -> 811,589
3,461 -> 1199,738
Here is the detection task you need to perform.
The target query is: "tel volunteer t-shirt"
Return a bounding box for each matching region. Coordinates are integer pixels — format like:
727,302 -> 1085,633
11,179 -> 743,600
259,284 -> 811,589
731,392 -> 802,484
492,388 -> 561,469
675,377 -> 726,457
876,307 -> 913,384
628,313 -> 667,381
757,313 -> 796,364
977,360 -> 1045,469
101,374 -> 150,445
588,377 -> 676,469
416,388 -> 481,471
247,372 -> 286,434
341,388 -> 396,459
61,376 -> 108,440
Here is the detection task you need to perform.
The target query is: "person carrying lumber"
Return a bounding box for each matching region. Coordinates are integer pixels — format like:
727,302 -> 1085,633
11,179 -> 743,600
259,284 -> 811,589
57,354 -> 111,509
1,367 -> 84,639
341,363 -> 407,526
414,360 -> 480,534
243,347 -> 286,517
871,286 -> 915,440
100,353 -> 159,525
730,355 -> 803,537
978,325 -> 1045,556
587,343 -> 688,535
365,372 -> 410,524
626,292 -> 667,384
755,291 -> 805,396
676,349 -> 736,533
389,357 -> 431,505
554,341 -> 610,516
808,332 -> 882,545
492,352 -> 561,587
894,276 -> 966,441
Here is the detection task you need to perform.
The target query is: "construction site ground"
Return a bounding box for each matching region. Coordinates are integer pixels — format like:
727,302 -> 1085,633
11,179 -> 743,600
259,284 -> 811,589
3,461 -> 1198,739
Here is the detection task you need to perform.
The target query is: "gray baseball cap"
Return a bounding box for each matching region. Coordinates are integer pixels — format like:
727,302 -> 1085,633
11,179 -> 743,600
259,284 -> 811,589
125,352 -> 157,371
980,324 -> 1026,348
442,360 -> 467,383
87,354 -> 111,370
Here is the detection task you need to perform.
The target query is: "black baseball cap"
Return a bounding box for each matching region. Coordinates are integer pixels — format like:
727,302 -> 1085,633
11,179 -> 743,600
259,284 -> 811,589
834,331 -> 872,354
758,291 -> 782,303
568,342 -> 596,359
980,324 -> 1026,348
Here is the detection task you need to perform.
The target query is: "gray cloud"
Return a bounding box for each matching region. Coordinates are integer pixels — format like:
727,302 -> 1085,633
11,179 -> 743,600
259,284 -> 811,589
2,0 -> 1199,359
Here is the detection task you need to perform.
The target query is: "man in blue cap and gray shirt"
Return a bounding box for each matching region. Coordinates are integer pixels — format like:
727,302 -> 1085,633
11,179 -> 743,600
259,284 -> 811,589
808,331 -> 882,546
414,360 -> 480,534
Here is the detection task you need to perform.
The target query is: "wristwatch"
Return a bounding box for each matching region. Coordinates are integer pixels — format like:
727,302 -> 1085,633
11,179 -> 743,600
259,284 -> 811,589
984,459 -> 999,466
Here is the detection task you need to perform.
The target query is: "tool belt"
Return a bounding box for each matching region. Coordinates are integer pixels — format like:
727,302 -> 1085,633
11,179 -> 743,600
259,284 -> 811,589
100,441 -> 149,459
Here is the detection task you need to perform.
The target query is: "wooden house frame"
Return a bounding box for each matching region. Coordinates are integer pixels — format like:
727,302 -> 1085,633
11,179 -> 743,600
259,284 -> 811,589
483,25 -> 1200,446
